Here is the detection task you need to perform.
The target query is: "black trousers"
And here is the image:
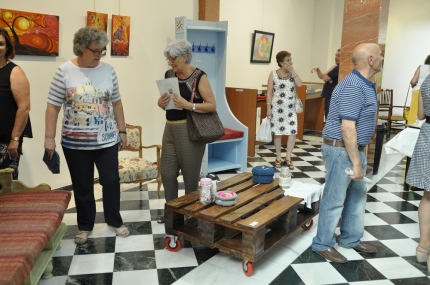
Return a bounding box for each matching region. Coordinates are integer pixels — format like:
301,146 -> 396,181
324,98 -> 331,120
62,144 -> 123,231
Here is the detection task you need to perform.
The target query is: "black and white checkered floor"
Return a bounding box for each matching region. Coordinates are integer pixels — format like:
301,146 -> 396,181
38,132 -> 430,285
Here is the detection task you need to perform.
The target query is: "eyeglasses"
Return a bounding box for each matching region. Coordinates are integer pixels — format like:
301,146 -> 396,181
87,47 -> 107,56
166,56 -> 177,63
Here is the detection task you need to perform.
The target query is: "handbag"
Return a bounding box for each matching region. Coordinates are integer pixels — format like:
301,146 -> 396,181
186,70 -> 225,144
295,97 -> 303,114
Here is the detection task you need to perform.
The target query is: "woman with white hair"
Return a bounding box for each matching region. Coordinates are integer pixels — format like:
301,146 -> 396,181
44,27 -> 129,244
157,39 -> 217,223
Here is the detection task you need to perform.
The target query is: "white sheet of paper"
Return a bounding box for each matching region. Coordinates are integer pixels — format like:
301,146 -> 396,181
156,77 -> 182,110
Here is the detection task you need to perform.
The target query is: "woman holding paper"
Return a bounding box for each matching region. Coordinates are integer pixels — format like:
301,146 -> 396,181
156,39 -> 216,223
44,27 -> 129,244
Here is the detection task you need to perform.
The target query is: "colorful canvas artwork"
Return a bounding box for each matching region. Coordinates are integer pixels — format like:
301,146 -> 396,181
87,11 -> 108,32
0,8 -> 59,56
111,15 -> 130,56
250,30 -> 275,63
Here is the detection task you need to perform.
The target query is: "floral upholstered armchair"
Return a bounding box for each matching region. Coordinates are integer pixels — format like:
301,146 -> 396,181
118,124 -> 162,198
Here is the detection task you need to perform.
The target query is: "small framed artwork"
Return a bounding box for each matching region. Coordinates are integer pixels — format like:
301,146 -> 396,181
250,30 -> 275,63
87,11 -> 108,32
111,15 -> 130,56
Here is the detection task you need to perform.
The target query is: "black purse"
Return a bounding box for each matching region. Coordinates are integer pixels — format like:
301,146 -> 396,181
186,70 -> 224,144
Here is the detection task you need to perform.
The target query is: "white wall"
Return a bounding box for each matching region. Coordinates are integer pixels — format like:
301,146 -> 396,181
220,0 -> 343,90
4,0 -> 197,188
220,0 -> 317,89
382,0 -> 430,114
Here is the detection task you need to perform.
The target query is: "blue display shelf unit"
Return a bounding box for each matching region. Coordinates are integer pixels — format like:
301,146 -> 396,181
174,17 -> 248,175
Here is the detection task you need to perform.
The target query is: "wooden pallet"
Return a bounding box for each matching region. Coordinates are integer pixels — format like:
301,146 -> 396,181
164,173 -> 319,274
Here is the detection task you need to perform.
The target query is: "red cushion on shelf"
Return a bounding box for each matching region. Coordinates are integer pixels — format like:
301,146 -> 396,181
218,128 -> 244,140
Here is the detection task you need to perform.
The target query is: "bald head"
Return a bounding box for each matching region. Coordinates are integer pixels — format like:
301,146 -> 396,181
351,43 -> 381,65
351,43 -> 383,79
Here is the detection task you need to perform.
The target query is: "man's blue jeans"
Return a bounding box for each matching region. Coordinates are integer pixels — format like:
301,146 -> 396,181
312,143 -> 368,252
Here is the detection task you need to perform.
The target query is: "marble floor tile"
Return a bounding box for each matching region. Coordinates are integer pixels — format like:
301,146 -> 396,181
365,202 -> 398,213
53,239 -> 78,257
68,253 -> 115,275
154,248 -> 198,269
291,262 -> 347,285
114,251 -> 156,271
366,257 -> 425,279
112,269 -> 159,285
373,212 -> 416,224
331,259 -> 386,282
364,213 -> 390,226
400,211 -> 419,223
37,276 -> 68,285
114,234 -> 154,252
119,209 -> 151,222
179,262 -> 266,285
391,223 -> 420,238
380,238 -> 418,257
364,225 -> 409,241
120,191 -> 150,201
367,192 -> 406,202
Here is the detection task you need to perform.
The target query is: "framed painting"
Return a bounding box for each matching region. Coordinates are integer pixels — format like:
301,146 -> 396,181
250,30 -> 275,63
87,11 -> 108,32
111,15 -> 130,56
0,8 -> 59,56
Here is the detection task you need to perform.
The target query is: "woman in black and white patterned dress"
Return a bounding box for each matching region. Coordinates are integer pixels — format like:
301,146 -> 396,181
266,50 -> 302,169
406,74 -> 430,270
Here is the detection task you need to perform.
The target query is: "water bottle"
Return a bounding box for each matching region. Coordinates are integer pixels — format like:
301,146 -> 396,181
279,166 -> 292,188
199,178 -> 212,204
206,173 -> 218,197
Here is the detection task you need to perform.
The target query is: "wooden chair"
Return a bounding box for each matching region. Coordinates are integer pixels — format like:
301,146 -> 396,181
377,89 -> 408,138
118,124 -> 162,198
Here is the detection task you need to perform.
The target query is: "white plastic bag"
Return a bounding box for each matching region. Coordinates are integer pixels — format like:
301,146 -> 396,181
256,117 -> 272,142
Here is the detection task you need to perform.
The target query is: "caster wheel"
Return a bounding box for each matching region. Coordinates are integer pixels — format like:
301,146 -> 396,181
242,260 -> 253,276
165,236 -> 182,252
302,219 -> 313,231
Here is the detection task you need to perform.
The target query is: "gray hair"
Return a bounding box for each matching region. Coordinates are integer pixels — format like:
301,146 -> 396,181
164,40 -> 192,64
73,27 -> 109,56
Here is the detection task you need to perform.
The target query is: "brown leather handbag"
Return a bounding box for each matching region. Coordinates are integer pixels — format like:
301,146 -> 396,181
186,70 -> 224,144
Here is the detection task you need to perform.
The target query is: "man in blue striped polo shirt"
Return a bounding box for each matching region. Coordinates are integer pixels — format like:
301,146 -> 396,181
312,43 -> 383,263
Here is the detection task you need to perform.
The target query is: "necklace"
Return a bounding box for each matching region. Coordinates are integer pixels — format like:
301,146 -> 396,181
0,60 -> 9,69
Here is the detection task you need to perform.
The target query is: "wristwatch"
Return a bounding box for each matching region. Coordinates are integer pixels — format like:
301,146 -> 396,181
192,103 -> 196,112
11,137 -> 19,141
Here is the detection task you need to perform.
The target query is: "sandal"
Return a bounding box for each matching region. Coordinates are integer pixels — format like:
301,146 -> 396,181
416,245 -> 430,262
285,159 -> 294,170
109,225 -> 130,237
75,230 -> 92,245
275,158 -> 282,168
157,216 -> 165,224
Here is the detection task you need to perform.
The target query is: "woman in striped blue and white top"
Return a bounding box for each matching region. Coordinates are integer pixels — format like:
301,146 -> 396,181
44,27 -> 129,245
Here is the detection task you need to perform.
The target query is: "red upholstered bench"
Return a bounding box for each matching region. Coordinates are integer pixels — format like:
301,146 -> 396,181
0,169 -> 71,285
218,128 -> 244,140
